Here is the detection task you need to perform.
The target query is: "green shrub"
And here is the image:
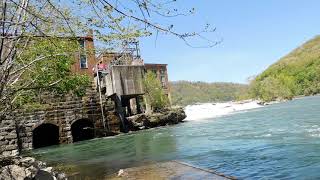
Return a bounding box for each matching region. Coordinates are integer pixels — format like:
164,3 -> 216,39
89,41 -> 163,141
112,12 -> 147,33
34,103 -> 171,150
143,71 -> 169,112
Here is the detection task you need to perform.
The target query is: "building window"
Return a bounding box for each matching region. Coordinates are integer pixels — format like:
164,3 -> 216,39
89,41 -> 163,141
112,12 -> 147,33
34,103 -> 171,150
79,39 -> 85,49
79,39 -> 87,69
160,69 -> 166,74
80,54 -> 87,69
160,76 -> 166,88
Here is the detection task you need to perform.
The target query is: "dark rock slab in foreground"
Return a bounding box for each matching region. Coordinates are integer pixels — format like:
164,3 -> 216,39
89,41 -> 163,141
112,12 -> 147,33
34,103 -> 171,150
108,161 -> 236,180
127,108 -> 186,130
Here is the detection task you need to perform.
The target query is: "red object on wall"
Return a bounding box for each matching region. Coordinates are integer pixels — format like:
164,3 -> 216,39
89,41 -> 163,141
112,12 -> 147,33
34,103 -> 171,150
98,63 -> 107,70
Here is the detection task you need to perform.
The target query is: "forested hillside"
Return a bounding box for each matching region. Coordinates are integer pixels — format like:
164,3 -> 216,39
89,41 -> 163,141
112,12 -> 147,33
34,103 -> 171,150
170,81 -> 248,106
248,35 -> 320,101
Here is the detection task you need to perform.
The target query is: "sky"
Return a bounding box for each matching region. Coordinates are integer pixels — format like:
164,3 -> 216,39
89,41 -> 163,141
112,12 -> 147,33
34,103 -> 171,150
139,0 -> 320,84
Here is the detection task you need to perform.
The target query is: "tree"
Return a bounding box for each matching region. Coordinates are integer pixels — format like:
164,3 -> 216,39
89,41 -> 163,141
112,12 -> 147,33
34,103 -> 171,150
143,71 -> 169,112
11,38 -> 91,107
245,35 -> 320,102
1,0 -> 218,116
0,1 -> 92,116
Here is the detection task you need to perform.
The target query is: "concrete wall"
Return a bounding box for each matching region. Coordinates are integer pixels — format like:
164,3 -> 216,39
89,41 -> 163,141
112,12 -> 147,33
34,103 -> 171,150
105,65 -> 145,97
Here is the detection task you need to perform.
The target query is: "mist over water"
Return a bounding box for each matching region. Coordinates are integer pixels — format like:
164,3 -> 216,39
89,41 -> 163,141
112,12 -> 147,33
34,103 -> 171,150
31,96 -> 320,179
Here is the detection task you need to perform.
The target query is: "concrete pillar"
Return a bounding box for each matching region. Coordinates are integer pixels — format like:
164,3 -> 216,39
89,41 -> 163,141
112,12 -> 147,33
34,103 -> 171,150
130,98 -> 138,115
127,99 -> 132,116
112,95 -> 128,133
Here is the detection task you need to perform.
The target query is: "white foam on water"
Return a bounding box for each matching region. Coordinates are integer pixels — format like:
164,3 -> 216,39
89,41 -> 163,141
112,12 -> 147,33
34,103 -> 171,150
254,134 -> 272,138
184,100 -> 263,121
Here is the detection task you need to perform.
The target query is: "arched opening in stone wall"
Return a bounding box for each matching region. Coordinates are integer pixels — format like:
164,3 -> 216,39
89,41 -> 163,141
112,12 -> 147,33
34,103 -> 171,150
71,119 -> 94,142
33,123 -> 59,149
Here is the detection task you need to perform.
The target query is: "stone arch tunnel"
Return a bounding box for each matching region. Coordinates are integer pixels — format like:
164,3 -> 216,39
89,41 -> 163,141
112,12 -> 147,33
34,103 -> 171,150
32,123 -> 59,149
1,89 -> 121,156
71,119 -> 95,142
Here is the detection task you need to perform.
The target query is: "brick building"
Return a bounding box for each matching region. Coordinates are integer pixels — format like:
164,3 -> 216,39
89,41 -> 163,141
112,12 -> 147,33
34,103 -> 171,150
70,31 -> 96,77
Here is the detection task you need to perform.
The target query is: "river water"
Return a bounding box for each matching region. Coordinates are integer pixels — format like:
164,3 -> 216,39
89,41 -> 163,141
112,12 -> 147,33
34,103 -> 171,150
30,96 -> 320,179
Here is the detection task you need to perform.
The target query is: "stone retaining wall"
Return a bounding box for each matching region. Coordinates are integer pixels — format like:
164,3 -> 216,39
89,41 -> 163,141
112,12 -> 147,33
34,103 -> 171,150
0,87 -> 120,156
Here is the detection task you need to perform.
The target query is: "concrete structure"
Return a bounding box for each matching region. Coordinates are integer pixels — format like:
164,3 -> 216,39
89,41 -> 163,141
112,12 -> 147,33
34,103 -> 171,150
96,53 -> 171,119
104,65 -> 145,97
95,50 -> 146,132
107,161 -> 232,179
97,54 -> 170,99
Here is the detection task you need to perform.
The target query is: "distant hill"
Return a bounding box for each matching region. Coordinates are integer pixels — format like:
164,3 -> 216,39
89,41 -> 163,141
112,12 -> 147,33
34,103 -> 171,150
248,35 -> 320,101
170,81 -> 248,106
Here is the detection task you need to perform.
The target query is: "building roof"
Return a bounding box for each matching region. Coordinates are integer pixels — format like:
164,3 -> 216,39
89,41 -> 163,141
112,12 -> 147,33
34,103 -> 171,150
144,63 -> 168,66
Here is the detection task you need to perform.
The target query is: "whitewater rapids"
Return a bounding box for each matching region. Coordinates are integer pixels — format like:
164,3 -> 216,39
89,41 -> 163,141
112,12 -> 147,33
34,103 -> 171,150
184,100 -> 263,121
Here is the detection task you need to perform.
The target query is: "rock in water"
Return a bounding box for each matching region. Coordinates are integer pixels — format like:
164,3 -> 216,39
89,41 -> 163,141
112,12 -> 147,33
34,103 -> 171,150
118,169 -> 125,176
126,108 -> 186,130
145,108 -> 186,128
127,114 -> 148,130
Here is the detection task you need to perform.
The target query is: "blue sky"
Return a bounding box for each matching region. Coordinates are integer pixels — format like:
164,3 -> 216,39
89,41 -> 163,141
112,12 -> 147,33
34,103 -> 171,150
139,0 -> 320,83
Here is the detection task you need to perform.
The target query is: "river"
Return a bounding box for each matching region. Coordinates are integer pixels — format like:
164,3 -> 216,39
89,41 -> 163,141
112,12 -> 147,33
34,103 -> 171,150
29,96 -> 320,179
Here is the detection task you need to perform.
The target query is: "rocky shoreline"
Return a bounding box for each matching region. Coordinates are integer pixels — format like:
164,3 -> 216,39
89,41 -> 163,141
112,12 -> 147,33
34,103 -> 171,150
0,156 -> 67,180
